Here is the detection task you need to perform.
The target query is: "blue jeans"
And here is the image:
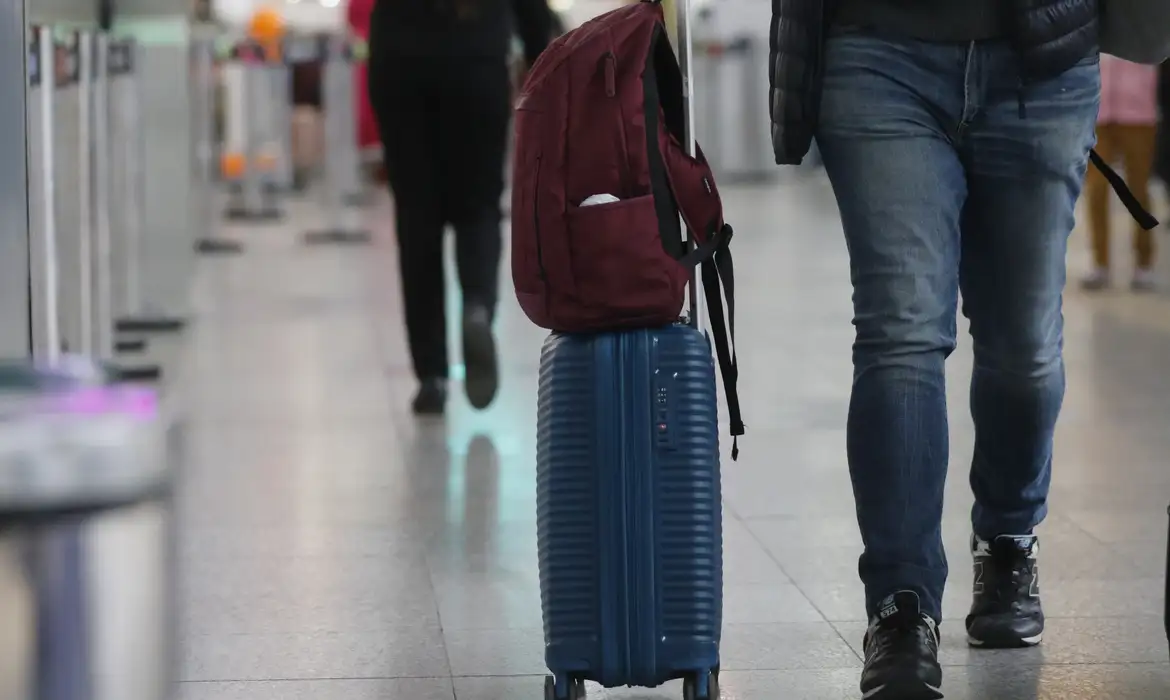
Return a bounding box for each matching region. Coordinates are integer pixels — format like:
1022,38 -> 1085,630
815,33 -> 1100,622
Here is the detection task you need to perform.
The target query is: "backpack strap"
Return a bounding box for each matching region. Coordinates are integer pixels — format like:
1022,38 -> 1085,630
1089,149 -> 1160,230
681,223 -> 744,460
641,19 -> 744,458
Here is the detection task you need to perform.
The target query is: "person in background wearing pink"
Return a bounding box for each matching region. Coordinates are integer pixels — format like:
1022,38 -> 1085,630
347,0 -> 383,181
1083,55 -> 1160,292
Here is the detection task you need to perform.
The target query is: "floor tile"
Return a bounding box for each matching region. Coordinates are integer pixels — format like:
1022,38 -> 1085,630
178,678 -> 455,700
181,628 -> 451,681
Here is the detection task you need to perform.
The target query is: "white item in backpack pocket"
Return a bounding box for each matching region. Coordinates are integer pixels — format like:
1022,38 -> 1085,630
581,194 -> 620,207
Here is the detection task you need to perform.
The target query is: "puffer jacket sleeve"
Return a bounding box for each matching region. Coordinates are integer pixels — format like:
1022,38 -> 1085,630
770,0 -> 825,165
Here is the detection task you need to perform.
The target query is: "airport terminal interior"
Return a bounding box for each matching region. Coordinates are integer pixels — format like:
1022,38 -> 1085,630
3,0 -> 1170,699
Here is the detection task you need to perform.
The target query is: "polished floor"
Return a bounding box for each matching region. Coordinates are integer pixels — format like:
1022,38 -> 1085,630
174,173 -> 1170,699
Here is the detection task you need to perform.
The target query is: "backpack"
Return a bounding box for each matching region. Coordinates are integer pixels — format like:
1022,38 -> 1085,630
510,0 -> 743,451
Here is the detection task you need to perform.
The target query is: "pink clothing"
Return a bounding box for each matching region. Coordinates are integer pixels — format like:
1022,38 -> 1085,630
1098,54 -> 1159,125
348,0 -> 381,153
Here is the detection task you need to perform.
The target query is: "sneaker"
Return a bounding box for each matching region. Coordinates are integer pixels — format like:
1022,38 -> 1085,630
1132,267 -> 1157,292
1080,266 -> 1110,291
966,534 -> 1044,648
462,305 -> 499,410
412,378 -> 448,416
860,591 -> 943,700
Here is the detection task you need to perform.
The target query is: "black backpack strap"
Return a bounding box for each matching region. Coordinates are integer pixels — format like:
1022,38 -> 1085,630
681,224 -> 743,460
1089,148 -> 1160,230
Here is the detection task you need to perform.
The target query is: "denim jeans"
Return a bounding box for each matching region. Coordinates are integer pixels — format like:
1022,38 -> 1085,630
815,32 -> 1100,622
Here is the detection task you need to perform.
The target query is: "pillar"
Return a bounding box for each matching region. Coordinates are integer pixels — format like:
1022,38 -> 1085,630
0,0 -> 31,360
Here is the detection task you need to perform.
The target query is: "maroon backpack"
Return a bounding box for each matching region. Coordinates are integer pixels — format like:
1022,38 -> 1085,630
510,0 -> 743,447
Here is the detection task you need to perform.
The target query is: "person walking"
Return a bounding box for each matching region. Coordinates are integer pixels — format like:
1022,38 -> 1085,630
367,0 -> 553,415
1083,54 -> 1160,291
767,1 -> 1141,698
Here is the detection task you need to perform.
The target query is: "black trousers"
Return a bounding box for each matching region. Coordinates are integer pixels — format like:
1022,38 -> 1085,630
367,50 -> 511,381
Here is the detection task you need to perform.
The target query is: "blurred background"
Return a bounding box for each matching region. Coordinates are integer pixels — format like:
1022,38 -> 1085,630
0,1 -> 1167,700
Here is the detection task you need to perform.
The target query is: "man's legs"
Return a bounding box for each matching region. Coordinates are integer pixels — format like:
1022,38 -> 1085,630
817,31 -> 975,700
818,31 -> 969,625
958,44 -> 1099,647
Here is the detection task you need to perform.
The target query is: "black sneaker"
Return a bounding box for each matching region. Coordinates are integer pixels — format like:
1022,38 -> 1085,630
412,378 -> 448,416
462,305 -> 499,410
966,534 -> 1044,648
860,591 -> 943,700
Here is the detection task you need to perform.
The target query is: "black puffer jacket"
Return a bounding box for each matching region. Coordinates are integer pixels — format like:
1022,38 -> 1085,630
769,0 -> 1099,165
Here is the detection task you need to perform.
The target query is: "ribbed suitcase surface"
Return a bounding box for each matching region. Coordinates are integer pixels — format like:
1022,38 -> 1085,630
536,325 -> 722,699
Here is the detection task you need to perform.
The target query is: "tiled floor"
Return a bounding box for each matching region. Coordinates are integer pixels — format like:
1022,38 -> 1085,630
174,174 -> 1170,699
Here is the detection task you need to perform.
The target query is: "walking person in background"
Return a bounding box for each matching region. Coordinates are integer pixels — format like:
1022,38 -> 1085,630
367,0 -> 553,415
1083,54 -> 1160,292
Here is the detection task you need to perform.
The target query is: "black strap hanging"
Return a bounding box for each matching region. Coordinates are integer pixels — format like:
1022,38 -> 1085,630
1090,149 -> 1160,230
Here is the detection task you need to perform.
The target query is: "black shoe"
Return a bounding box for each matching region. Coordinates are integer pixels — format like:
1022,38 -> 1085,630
412,378 -> 448,416
966,534 -> 1044,648
860,591 -> 943,700
462,305 -> 499,410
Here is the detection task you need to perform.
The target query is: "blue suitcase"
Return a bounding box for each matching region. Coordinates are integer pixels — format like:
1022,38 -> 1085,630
536,324 -> 725,700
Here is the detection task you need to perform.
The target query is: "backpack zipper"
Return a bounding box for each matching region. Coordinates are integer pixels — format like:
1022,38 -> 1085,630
604,51 -> 617,97
533,153 -> 548,286
604,50 -> 632,198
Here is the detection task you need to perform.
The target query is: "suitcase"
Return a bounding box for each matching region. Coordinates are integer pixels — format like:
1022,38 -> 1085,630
537,325 -> 723,700
535,1 -> 731,697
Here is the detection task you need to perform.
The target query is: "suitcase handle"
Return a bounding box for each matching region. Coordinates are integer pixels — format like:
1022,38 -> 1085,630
655,0 -> 704,328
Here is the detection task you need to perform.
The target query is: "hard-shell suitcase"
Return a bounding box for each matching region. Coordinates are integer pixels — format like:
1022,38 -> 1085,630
534,1 -> 733,697
537,325 -> 723,700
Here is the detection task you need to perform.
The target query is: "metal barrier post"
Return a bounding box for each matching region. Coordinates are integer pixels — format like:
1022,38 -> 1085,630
334,37 -> 367,208
44,31 -> 88,361
76,32 -> 96,360
691,35 -> 772,183
91,32 -> 115,364
191,37 -> 243,255
224,39 -> 282,222
100,37 -> 170,378
270,43 -> 294,193
27,25 -> 63,366
94,39 -> 148,355
304,34 -> 370,246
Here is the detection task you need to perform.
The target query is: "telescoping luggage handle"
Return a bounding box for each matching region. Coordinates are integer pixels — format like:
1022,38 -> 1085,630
646,0 -> 744,459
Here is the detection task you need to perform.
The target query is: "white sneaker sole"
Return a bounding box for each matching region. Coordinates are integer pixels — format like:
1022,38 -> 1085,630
967,632 -> 1043,647
862,681 -> 944,699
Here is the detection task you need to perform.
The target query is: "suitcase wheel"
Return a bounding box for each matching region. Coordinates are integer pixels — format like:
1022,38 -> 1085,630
682,669 -> 720,700
544,675 -> 586,700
